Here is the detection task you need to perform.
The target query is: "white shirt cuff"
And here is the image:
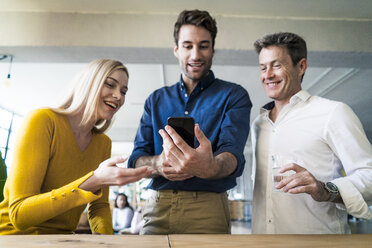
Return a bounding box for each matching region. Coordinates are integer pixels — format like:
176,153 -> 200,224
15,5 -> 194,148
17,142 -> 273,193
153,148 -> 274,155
332,178 -> 372,219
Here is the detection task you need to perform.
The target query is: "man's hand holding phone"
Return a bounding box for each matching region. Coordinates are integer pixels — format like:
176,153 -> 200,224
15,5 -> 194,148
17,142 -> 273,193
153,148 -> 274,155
167,117 -> 195,148
158,120 -> 218,180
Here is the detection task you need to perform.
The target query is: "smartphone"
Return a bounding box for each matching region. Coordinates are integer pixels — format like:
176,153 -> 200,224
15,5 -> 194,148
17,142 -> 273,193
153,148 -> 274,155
167,117 -> 195,148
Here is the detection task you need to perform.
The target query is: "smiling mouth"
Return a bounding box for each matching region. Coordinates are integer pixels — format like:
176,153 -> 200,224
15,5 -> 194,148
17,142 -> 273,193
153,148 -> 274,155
188,62 -> 204,69
104,101 -> 118,110
266,81 -> 281,87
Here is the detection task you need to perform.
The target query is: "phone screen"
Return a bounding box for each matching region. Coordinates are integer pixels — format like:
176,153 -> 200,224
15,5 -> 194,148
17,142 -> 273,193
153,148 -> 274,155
167,117 -> 195,148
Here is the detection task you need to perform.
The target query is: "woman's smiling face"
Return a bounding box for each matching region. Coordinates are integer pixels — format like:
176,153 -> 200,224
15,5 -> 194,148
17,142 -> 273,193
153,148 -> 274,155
98,69 -> 128,121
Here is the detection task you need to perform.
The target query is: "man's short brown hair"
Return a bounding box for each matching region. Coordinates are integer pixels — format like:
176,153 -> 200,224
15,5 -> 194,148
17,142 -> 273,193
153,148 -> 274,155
254,32 -> 307,66
173,9 -> 217,48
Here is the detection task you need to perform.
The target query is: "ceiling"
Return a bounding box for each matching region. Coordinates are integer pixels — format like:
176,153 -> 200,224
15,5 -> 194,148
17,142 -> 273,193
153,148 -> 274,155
1,0 -> 371,19
0,0 -> 371,145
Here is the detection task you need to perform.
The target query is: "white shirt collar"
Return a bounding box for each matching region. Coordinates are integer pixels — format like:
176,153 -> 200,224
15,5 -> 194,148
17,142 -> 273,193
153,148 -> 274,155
260,90 -> 311,115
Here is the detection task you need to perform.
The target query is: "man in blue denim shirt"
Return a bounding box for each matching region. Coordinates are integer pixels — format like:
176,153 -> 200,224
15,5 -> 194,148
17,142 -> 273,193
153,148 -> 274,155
128,9 -> 252,234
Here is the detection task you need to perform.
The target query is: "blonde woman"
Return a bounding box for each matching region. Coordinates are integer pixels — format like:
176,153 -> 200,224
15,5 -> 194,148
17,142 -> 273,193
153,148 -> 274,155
0,59 -> 153,234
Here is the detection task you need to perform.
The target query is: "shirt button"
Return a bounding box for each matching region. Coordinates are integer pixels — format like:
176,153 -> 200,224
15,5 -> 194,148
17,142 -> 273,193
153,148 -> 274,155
51,196 -> 56,200
185,111 -> 189,115
201,87 -> 204,90
269,219 -> 272,223
61,193 -> 66,197
71,189 -> 76,192
184,93 -> 188,97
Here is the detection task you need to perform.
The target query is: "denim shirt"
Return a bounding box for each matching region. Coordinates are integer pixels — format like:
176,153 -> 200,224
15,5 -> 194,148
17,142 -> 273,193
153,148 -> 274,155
128,71 -> 252,192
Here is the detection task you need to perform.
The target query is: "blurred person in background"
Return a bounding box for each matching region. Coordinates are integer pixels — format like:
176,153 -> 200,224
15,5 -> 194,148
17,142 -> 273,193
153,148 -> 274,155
112,193 -> 134,234
130,206 -> 145,234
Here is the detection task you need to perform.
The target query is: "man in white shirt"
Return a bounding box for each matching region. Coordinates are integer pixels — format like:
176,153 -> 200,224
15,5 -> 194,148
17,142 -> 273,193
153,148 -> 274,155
251,32 -> 372,234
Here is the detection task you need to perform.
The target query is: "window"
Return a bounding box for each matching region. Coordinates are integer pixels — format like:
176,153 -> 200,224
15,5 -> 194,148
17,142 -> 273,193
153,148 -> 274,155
0,107 -> 23,172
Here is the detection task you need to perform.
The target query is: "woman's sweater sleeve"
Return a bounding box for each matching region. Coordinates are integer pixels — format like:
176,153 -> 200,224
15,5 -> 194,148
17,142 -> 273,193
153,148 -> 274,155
87,138 -> 113,234
87,186 -> 113,234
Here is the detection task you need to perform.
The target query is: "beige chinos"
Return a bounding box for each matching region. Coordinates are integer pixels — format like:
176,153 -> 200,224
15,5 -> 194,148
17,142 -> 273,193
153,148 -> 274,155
140,190 -> 231,234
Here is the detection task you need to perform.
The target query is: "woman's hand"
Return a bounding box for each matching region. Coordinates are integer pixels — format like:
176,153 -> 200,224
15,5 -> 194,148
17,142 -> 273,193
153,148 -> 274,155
79,156 -> 155,193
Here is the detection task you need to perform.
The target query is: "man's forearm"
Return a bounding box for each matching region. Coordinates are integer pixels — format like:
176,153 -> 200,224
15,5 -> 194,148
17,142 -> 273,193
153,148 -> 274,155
134,155 -> 161,178
208,152 -> 238,180
134,156 -> 154,168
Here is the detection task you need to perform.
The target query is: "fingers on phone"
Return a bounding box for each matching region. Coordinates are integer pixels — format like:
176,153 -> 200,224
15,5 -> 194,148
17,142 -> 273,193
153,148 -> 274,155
195,124 -> 208,144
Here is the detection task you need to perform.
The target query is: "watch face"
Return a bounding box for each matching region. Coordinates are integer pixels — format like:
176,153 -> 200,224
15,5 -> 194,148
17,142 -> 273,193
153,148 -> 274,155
326,182 -> 338,193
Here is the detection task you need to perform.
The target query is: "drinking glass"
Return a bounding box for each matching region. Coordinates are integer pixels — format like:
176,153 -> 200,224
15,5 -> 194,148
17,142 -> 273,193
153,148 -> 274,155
272,154 -> 296,192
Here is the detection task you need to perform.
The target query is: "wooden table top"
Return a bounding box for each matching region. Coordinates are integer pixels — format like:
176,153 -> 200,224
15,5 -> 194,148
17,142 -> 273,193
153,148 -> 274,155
0,234 -> 169,248
168,234 -> 372,248
1,234 -> 372,248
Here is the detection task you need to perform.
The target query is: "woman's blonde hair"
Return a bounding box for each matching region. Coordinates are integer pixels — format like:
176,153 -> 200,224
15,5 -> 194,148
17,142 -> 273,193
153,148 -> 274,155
53,59 -> 128,133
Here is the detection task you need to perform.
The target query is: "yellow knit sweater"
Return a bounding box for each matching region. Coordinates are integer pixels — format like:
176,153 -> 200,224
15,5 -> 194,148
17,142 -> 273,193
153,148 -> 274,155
0,109 -> 113,234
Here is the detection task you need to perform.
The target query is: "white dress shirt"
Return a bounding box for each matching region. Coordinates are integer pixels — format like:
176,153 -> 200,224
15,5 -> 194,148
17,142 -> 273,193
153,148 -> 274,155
251,90 -> 372,234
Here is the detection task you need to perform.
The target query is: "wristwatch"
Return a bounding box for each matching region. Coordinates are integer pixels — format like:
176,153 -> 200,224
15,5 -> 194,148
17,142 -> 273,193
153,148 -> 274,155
324,182 -> 339,202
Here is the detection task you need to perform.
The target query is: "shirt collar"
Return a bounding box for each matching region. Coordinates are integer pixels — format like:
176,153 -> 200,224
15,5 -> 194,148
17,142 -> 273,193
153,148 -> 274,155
178,70 -> 215,91
260,90 -> 311,114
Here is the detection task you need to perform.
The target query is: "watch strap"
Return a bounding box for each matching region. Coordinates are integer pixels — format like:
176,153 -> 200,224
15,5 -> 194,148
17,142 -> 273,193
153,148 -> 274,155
325,182 -> 339,202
